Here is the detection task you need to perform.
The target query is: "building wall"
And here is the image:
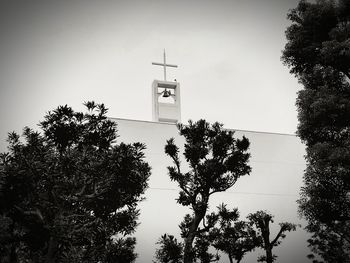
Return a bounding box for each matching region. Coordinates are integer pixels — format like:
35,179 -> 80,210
112,118 -> 309,263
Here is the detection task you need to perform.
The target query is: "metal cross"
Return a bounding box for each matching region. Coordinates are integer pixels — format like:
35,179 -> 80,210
152,49 -> 178,81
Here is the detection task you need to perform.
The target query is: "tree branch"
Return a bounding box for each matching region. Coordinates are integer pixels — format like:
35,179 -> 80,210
271,227 -> 284,247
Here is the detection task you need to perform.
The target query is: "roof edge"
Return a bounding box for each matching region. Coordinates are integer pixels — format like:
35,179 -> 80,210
108,117 -> 298,137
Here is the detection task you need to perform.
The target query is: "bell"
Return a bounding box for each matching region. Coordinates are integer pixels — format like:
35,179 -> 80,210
163,89 -> 171,98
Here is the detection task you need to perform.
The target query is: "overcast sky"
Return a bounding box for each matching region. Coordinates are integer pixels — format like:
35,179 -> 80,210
0,0 -> 301,151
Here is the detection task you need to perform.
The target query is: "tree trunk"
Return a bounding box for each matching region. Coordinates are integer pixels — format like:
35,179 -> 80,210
262,220 -> 273,263
45,236 -> 57,263
228,252 -> 234,263
265,246 -> 273,263
183,210 -> 205,263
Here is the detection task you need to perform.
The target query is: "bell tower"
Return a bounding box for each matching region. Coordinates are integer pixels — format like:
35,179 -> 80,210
152,50 -> 181,123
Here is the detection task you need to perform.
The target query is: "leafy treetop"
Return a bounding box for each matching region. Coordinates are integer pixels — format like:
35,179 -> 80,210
0,101 -> 151,263
164,119 -> 251,263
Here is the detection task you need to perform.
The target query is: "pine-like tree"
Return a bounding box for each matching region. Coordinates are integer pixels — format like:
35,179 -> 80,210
163,119 -> 251,263
0,102 -> 151,263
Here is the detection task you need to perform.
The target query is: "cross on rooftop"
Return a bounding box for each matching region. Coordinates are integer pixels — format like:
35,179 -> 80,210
152,49 -> 178,81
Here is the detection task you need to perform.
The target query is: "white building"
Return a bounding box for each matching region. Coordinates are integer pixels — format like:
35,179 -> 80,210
110,56 -> 308,262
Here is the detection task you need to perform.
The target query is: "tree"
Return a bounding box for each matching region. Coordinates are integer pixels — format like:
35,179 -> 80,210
296,66 -> 350,262
154,234 -> 183,263
282,0 -> 350,78
282,0 -> 350,261
191,231 -> 219,263
178,212 -> 220,263
305,220 -> 350,263
164,119 -> 251,263
209,204 -> 261,263
247,211 -> 298,263
0,102 -> 151,263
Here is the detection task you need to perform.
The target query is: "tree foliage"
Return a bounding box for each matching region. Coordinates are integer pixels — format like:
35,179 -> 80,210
154,234 -> 183,263
282,0 -> 350,261
282,0 -> 350,78
0,102 -> 151,263
247,211 -> 298,263
164,119 -> 251,263
209,204 -> 260,263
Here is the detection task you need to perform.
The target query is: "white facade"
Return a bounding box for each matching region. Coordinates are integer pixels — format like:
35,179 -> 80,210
112,117 -> 309,263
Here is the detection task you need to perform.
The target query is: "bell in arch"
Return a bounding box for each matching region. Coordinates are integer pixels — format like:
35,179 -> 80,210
162,89 -> 171,98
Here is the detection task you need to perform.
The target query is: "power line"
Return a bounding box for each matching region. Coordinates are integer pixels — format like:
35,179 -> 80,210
148,187 -> 297,197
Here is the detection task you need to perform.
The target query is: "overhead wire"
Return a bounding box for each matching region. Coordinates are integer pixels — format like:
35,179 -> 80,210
148,187 -> 298,197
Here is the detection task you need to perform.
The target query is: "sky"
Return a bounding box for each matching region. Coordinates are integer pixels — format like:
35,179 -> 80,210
0,0 -> 303,152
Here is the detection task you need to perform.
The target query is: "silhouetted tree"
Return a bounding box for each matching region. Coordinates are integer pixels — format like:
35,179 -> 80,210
0,102 -> 151,263
192,231 -> 219,263
282,0 -> 350,78
164,119 -> 251,263
209,204 -> 261,263
175,213 -> 220,263
154,234 -> 183,263
282,0 -> 350,261
247,211 -> 298,263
